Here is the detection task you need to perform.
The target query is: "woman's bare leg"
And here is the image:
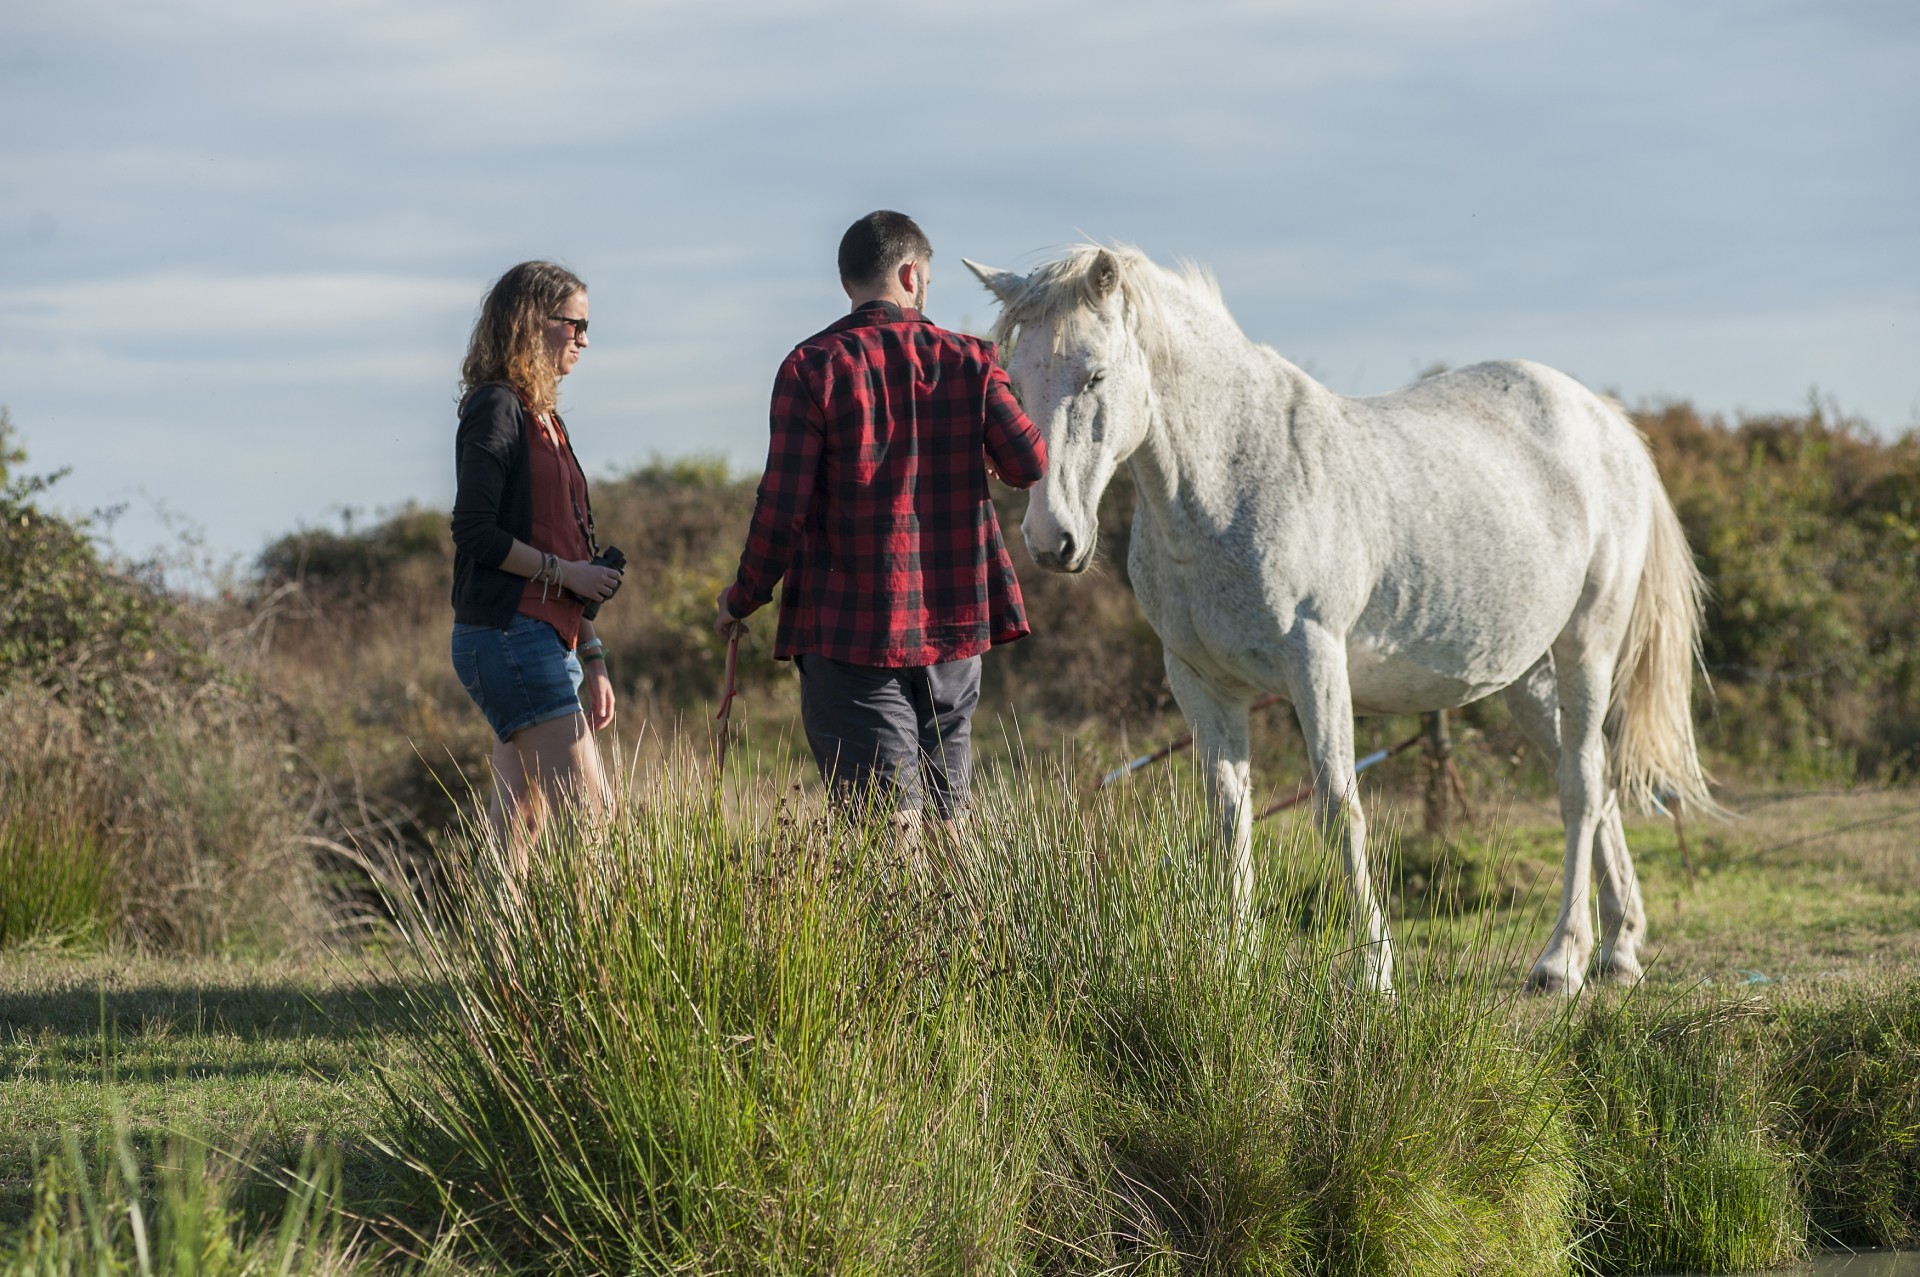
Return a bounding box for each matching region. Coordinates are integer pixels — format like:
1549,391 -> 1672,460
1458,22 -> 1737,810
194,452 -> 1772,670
492,712 -> 612,870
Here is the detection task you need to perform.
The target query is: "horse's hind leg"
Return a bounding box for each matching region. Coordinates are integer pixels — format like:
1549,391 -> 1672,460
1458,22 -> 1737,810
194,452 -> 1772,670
1502,661 -> 1647,987
1590,797 -> 1647,984
1526,624 -> 1629,995
1165,653 -> 1256,921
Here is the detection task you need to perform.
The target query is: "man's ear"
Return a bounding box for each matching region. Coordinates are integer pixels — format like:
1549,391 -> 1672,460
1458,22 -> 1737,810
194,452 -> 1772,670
897,258 -> 919,297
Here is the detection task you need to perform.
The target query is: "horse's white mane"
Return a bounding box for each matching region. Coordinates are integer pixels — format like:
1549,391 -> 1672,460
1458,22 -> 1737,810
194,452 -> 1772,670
989,243 -> 1237,376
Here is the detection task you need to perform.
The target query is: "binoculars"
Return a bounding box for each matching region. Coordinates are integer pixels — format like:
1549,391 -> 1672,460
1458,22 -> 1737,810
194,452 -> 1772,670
571,545 -> 627,621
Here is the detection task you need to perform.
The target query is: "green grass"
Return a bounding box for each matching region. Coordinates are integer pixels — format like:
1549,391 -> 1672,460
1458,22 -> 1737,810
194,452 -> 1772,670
6,751 -> 1920,1273
1570,994 -> 1805,1274
364,756 -> 1581,1274
0,797 -> 114,950
0,957 -> 410,1234
1,1122 -> 375,1276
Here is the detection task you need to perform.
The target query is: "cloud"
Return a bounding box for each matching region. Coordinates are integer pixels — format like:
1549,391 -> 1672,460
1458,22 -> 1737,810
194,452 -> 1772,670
0,0 -> 1914,564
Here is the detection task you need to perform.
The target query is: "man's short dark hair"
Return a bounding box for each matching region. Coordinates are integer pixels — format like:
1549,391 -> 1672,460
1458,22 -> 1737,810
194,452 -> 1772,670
838,211 -> 932,289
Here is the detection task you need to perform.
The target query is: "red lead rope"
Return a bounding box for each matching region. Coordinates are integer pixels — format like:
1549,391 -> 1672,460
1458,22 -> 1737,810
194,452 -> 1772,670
713,630 -> 741,775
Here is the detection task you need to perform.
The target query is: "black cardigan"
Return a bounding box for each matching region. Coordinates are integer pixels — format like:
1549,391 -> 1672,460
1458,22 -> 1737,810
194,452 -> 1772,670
449,383 -> 595,629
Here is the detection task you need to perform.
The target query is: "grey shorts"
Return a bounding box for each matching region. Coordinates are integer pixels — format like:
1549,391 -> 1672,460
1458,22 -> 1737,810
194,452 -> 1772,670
795,653 -> 982,819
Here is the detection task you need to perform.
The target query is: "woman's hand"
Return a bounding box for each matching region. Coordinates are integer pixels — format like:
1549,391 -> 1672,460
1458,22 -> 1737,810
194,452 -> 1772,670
563,558 -> 623,602
583,660 -> 615,731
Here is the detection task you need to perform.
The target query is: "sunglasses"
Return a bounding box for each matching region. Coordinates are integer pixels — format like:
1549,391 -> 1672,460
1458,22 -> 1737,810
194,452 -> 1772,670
549,314 -> 589,339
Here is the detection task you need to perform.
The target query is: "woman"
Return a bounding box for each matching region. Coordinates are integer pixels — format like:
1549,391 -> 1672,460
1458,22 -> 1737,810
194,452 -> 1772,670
449,261 -> 623,859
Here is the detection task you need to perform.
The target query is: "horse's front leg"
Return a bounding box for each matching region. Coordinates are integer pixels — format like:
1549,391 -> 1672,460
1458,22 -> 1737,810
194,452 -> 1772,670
1282,627 -> 1393,993
1164,653 -> 1254,922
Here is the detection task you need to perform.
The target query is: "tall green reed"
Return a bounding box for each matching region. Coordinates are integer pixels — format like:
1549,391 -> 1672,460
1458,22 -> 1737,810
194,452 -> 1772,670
1,1123 -> 370,1277
376,747 -> 1582,1275
1568,992 -> 1805,1274
972,762 -> 1577,1277
382,757 -> 1046,1273
1773,982 -> 1920,1248
0,787 -> 114,949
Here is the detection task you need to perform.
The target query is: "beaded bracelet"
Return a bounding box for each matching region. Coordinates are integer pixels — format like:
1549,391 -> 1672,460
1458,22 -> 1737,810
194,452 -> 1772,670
534,552 -> 565,601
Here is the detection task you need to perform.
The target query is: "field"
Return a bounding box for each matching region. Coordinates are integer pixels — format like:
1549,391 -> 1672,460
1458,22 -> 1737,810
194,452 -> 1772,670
5,748 -> 1920,1275
6,402 -> 1920,1272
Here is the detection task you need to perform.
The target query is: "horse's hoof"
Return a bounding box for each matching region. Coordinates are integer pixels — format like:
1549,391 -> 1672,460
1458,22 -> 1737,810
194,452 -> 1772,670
1524,967 -> 1581,997
1347,966 -> 1397,997
1598,956 -> 1645,987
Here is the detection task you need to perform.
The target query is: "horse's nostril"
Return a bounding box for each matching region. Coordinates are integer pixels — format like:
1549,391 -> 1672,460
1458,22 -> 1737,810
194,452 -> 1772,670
1059,534 -> 1077,564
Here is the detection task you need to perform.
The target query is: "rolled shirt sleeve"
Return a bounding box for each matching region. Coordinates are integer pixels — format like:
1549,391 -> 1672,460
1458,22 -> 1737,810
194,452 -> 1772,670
982,360 -> 1047,489
726,353 -> 825,618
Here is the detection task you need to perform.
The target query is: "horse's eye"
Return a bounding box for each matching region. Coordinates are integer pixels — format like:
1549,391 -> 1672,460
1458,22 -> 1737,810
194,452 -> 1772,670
1085,370 -> 1105,389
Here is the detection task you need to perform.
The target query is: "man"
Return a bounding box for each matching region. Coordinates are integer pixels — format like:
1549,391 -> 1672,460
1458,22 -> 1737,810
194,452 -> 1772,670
715,210 -> 1047,829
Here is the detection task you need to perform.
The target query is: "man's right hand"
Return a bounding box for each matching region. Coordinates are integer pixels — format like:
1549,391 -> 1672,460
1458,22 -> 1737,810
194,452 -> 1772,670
714,587 -> 750,640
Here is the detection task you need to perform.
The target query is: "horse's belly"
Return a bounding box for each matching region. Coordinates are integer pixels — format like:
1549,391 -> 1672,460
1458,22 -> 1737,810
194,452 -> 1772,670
1344,646 -> 1517,715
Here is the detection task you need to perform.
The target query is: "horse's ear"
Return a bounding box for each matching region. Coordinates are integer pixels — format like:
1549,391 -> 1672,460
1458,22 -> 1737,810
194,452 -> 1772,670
962,259 -> 1022,304
1088,250 -> 1120,302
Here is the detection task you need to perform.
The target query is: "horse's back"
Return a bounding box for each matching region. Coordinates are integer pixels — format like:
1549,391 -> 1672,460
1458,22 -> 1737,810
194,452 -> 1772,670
1368,360 -> 1633,462
1315,359 -> 1657,709
1349,359 -> 1653,540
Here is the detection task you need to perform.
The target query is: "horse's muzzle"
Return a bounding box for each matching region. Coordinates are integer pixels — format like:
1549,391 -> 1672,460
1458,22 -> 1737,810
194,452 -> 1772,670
1032,533 -> 1094,574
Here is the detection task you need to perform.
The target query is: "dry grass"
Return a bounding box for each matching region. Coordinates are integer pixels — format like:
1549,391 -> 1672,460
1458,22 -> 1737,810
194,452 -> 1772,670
0,684 -> 334,956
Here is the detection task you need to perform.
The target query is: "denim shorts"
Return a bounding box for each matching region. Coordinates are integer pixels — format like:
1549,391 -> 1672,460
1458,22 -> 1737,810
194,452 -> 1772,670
450,613 -> 584,744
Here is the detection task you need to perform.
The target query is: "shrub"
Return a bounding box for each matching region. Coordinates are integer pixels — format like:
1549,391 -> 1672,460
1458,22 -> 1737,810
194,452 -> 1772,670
377,752 -> 1578,1275
0,410 -> 210,723
0,418 -> 332,954
1642,401 -> 1920,779
1570,993 -> 1805,1274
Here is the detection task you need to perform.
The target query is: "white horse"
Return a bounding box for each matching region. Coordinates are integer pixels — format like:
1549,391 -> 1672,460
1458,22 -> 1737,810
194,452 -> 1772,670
965,246 -> 1713,994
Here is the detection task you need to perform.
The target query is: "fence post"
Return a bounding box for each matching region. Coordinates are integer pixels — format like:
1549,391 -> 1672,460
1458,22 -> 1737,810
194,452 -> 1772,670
1423,709 -> 1452,836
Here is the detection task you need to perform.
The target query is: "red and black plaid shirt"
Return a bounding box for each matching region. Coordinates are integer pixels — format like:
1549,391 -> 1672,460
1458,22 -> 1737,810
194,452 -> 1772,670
725,301 -> 1048,667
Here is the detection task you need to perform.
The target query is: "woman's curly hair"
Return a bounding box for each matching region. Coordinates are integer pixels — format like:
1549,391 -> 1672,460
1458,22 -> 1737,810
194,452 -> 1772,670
459,261 -> 586,417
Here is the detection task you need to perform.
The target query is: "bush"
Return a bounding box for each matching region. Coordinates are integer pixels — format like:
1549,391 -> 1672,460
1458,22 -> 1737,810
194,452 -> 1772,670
378,754 -> 1578,1275
1643,401 -> 1920,779
0,410 -> 211,722
0,417 -> 332,954
1570,994 -> 1805,1274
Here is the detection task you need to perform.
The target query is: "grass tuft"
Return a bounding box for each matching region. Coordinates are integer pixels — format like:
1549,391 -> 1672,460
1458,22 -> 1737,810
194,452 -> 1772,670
1775,982 -> 1920,1248
1570,992 -> 1805,1274
0,1122 -> 371,1277
374,750 -> 1579,1275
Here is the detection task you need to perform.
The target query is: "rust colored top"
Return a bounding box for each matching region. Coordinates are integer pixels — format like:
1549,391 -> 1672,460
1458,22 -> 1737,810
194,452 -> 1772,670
517,412 -> 592,648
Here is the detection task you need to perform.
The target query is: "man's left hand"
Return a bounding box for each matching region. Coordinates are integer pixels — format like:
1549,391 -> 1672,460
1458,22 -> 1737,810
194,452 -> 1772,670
715,587 -> 750,640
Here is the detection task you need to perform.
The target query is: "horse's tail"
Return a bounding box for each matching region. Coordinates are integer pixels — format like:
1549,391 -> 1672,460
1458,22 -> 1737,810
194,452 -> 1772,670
1610,431 -> 1719,816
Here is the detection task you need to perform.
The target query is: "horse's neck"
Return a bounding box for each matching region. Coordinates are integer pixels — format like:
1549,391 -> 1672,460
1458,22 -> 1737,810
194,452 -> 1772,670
1128,317 -> 1320,534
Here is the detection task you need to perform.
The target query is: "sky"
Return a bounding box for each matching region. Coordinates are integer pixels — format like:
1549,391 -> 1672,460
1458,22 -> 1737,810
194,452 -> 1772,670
2,0 -> 1915,571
